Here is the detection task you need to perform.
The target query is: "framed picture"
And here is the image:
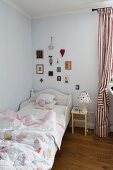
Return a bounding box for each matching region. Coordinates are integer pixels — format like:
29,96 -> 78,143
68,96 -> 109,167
64,76 -> 68,83
57,67 -> 61,72
57,76 -> 61,81
48,71 -> 53,76
36,64 -> 44,74
76,85 -> 80,90
65,61 -> 72,70
36,50 -> 44,59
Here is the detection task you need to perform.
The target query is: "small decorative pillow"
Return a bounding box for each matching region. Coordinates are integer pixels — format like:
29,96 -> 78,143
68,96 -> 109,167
36,93 -> 55,104
34,100 -> 57,110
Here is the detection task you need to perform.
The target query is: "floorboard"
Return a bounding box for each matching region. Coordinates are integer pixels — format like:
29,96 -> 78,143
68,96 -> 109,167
52,128 -> 113,170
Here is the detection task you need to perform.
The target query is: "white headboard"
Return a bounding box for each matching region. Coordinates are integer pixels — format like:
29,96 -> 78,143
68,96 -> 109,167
31,88 -> 72,106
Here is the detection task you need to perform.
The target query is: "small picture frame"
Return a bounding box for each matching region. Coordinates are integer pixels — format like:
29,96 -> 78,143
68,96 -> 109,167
64,76 -> 68,83
57,67 -> 61,72
48,71 -> 53,76
76,85 -> 80,90
36,64 -> 44,74
57,76 -> 61,81
65,61 -> 72,70
36,50 -> 44,59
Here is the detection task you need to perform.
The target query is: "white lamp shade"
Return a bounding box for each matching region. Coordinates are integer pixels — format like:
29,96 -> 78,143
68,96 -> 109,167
78,91 -> 91,104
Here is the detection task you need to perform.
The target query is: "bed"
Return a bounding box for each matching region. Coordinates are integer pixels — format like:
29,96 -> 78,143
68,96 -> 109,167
0,89 -> 72,170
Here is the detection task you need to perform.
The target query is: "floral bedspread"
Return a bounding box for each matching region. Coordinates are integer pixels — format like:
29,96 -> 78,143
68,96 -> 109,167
0,109 -> 65,170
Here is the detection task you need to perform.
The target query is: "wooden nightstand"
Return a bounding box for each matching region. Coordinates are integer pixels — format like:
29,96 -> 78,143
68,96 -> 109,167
71,107 -> 88,136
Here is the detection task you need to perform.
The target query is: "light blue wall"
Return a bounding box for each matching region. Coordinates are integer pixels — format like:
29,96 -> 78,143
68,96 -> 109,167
0,1 -> 32,111
31,13 -> 98,112
31,13 -> 99,128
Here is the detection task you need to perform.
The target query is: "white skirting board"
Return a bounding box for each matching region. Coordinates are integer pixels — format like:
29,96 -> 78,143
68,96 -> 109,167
110,126 -> 113,132
74,122 -> 113,132
73,122 -> 94,129
70,111 -> 113,132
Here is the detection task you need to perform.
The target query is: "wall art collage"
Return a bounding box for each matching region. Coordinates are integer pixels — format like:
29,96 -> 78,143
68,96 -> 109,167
36,49 -> 72,84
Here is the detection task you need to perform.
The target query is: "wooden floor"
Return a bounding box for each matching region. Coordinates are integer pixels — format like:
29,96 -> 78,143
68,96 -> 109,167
52,128 -> 113,170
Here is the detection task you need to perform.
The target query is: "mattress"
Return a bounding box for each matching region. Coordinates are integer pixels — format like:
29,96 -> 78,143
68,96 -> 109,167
53,104 -> 69,131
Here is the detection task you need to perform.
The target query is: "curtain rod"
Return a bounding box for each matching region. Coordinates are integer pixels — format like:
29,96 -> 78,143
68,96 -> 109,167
92,7 -> 112,11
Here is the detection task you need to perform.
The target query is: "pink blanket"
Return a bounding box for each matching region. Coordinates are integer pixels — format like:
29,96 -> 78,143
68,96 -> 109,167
0,109 -> 18,119
0,110 -> 22,131
20,110 -> 56,126
0,109 -> 64,149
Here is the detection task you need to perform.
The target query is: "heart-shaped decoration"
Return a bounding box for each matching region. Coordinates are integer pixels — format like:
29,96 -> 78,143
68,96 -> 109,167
60,49 -> 65,57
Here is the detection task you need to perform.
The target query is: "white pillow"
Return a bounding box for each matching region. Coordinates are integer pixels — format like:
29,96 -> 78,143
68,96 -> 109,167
36,93 -> 55,104
34,100 -> 56,110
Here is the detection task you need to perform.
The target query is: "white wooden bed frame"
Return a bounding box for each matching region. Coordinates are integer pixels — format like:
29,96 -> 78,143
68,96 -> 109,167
19,88 -> 72,129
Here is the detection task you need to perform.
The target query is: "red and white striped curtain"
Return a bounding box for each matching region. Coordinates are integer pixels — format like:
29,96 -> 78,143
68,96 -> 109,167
95,8 -> 113,137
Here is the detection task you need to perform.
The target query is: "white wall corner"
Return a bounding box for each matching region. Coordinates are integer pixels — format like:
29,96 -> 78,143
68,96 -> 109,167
2,0 -> 31,18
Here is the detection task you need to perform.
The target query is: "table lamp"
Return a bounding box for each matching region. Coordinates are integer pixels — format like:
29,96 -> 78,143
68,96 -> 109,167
78,91 -> 91,113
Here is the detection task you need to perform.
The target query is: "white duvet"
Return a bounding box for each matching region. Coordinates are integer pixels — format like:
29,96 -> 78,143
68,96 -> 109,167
0,103 -> 67,170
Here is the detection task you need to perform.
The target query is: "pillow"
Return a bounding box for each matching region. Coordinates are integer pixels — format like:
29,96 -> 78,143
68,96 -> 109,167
34,100 -> 56,110
36,93 -> 55,104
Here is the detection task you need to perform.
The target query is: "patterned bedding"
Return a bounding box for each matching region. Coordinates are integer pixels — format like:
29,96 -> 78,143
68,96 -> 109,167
0,105 -> 66,170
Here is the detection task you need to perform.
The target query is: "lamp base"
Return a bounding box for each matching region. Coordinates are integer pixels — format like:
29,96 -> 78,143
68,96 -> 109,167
80,104 -> 87,113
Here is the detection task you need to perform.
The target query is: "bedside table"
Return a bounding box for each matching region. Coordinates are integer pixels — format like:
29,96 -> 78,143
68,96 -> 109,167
71,107 -> 88,136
